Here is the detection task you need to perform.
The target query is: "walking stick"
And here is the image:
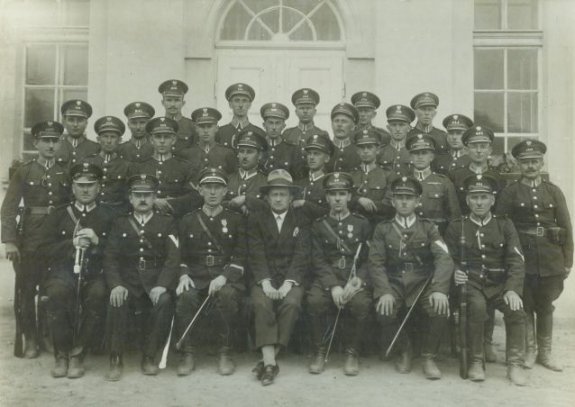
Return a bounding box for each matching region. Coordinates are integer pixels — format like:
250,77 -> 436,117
458,216 -> 469,379
158,317 -> 174,369
175,295 -> 211,350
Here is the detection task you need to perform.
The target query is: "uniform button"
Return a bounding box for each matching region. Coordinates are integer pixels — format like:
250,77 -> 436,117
139,248 -> 144,252
49,200 -> 53,204
158,170 -> 162,174
533,196 -> 538,200
535,214 -> 539,218
208,242 -> 212,246
338,231 -> 343,235
157,190 -> 161,194
47,175 -> 51,179
480,233 -> 484,237
481,254 -> 486,258
100,192 -> 104,196
103,168 -> 108,173
48,183 -> 52,187
532,189 -> 536,192
72,151 -> 76,156
140,239 -> 144,243
48,191 -> 53,195
534,205 -> 538,209
140,230 -> 144,234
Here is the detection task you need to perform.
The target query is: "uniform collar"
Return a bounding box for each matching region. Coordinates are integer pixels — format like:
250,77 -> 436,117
394,214 -> 416,229
99,151 -> 118,163
298,121 -> 315,132
131,137 -> 148,148
74,201 -> 97,213
520,177 -> 542,188
36,157 -> 55,169
202,205 -> 223,218
153,152 -> 172,162
133,211 -> 153,226
415,122 -> 433,133
469,212 -> 493,227
309,170 -> 325,182
329,210 -> 350,221
67,135 -> 86,148
469,162 -> 489,174
231,116 -> 250,130
390,139 -> 406,150
361,162 -> 377,173
199,140 -> 216,153
413,167 -> 432,181
267,137 -> 283,147
334,138 -> 351,149
239,168 -> 258,180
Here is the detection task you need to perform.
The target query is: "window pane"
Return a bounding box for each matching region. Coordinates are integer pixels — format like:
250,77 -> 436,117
25,88 -> 55,128
260,9 -> 279,34
474,92 -> 504,132
508,49 -> 537,90
247,22 -> 273,40
282,7 -> 305,36
62,45 -> 89,85
474,49 -> 504,89
508,92 -> 538,133
474,0 -> 501,30
507,136 -> 531,152
508,0 -> 538,29
63,0 -> 90,26
61,89 -> 88,111
285,0 -> 320,15
23,130 -> 36,152
492,135 -> 504,156
310,3 -> 341,41
26,45 -> 56,85
290,21 -> 313,41
220,2 -> 251,40
243,0 -> 275,14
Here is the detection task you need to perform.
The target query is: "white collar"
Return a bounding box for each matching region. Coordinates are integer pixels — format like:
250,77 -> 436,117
520,177 -> 542,188
361,162 -> 377,173
329,210 -> 350,221
390,139 -> 406,150
469,212 -> 493,227
239,169 -> 258,180
413,167 -> 432,180
272,210 -> 287,222
309,171 -> 325,182
74,202 -> 97,213
334,138 -> 351,149
153,153 -> 172,162
37,157 -> 55,169
394,214 -> 416,228
133,211 -> 153,226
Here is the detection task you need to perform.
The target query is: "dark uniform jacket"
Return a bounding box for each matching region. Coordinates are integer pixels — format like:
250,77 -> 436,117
294,173 -> 329,226
55,136 -> 100,168
449,166 -> 503,213
1,159 -> 71,252
104,212 -> 180,296
496,180 -> 573,276
408,125 -> 448,155
283,123 -> 328,147
261,139 -> 303,179
179,208 -> 246,290
368,217 -> 454,304
357,124 -> 391,146
444,215 -> 525,298
433,151 -> 471,175
84,152 -> 131,205
179,143 -> 238,183
377,143 -> 411,176
247,205 -> 311,288
226,171 -> 267,202
217,122 -> 265,150
172,116 -> 198,157
311,213 -> 371,289
350,165 -> 392,220
39,203 -> 115,279
327,140 -> 361,173
118,138 -> 154,163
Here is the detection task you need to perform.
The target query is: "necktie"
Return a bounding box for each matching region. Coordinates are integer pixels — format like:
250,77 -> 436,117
72,139 -> 78,148
276,215 -> 282,232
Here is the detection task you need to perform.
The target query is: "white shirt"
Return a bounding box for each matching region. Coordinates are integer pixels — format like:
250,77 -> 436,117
273,211 -> 287,233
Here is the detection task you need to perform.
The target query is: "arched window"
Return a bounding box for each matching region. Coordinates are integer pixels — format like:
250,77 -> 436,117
219,0 -> 342,42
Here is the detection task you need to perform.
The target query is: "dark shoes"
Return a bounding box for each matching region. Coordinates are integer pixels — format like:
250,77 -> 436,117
252,361 -> 265,380
308,348 -> 326,374
177,353 -> 195,377
467,361 -> 485,382
395,349 -> 412,374
261,364 -> 279,386
24,337 -> 39,359
343,349 -> 359,376
141,355 -> 159,376
51,354 -> 68,378
67,355 -> 85,379
218,349 -> 235,376
422,357 -> 441,380
105,354 -> 123,382
484,342 -> 497,363
508,365 -> 528,386
537,351 -> 563,372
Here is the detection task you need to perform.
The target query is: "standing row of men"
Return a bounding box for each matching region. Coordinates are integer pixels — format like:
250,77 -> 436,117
1,81 -> 572,388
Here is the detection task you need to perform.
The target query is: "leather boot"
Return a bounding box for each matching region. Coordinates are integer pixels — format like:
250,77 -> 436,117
67,355 -> 85,379
218,347 -> 235,376
484,341 -> 497,363
395,346 -> 412,374
105,353 -> 123,382
177,353 -> 195,377
467,361 -> 485,382
51,352 -> 68,378
523,312 -> 537,369
308,347 -> 326,374
484,307 -> 496,363
24,336 -> 39,359
536,315 -> 562,372
507,364 -> 528,386
141,355 -> 159,375
343,348 -> 359,376
422,355 -> 441,380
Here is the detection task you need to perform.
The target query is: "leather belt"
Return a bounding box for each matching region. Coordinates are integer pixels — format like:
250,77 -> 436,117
27,206 -> 55,215
192,255 -> 227,267
518,226 -> 547,237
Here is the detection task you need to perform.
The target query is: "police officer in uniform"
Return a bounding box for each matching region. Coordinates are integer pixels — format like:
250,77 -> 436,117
55,100 -> 100,167
378,105 -> 414,176
327,103 -> 361,173
247,170 -> 311,386
84,116 -> 131,216
40,163 -> 115,378
175,168 -> 246,376
351,91 -> 391,144
260,102 -> 302,178
306,172 -> 372,376
496,140 -> 573,372
130,117 -> 200,217
216,83 -> 264,149
368,176 -> 453,380
433,114 -> 473,175
180,107 -> 237,183
118,101 -> 155,163
1,121 -> 71,358
445,174 -> 527,385
104,174 -> 180,380
408,92 -> 448,156
158,79 -> 198,155
283,88 -> 329,149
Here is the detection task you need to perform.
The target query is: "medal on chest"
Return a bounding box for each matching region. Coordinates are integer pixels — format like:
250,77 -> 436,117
221,218 -> 228,234
347,224 -> 354,239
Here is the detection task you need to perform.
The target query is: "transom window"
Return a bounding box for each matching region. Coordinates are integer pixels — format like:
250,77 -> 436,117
219,0 -> 342,42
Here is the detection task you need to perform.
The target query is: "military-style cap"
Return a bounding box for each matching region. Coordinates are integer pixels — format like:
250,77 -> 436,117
145,117 -> 178,136
31,120 -> 64,139
462,125 -> 495,145
291,88 -> 320,106
236,128 -> 268,151
464,174 -> 498,195
354,128 -> 382,146
331,102 -> 359,124
225,83 -> 255,101
351,91 -> 381,109
124,102 -> 155,120
323,172 -> 353,191
260,169 -> 300,194
386,104 -> 415,123
442,114 -> 473,132
511,139 -> 546,160
191,107 -> 222,125
158,79 -> 188,96
305,133 -> 334,156
94,116 -> 125,136
70,162 -> 103,184
128,174 -> 159,192
260,102 -> 290,121
61,99 -> 92,118
410,92 -> 439,110
199,167 -> 228,186
390,176 -> 423,196
406,133 -> 436,152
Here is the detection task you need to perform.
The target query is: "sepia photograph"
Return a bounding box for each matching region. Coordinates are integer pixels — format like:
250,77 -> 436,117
0,0 -> 573,406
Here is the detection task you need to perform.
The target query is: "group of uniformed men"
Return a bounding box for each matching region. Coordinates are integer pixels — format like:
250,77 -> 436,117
1,79 -> 572,388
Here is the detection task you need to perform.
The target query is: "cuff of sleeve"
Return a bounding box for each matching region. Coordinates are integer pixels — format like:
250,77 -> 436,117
258,278 -> 271,286
285,279 -> 299,286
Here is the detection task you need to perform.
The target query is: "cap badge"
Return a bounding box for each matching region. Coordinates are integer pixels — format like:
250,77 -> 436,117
140,174 -> 147,181
135,103 -> 141,107
238,84 -> 243,89
362,92 -> 367,97
476,126 -> 482,131
401,176 -> 407,182
172,80 -> 177,85
48,121 -> 53,126
417,134 -> 423,139
526,140 -> 532,146
106,117 -> 112,121
221,219 -> 228,234
82,162 -> 90,170
453,115 -> 458,120
76,101 -> 82,106
396,105 -> 402,112
303,89 -> 309,94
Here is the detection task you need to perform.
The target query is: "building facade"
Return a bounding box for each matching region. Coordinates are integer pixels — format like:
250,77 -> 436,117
0,0 -> 573,205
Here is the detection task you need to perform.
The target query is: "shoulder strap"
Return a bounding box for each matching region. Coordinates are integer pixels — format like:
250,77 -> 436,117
66,205 -> 79,225
196,212 -> 225,254
127,216 -> 153,250
321,219 -> 352,255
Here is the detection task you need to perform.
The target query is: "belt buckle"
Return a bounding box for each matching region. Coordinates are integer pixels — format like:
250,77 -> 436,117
138,257 -> 146,271
536,226 -> 545,237
47,205 -> 55,214
206,255 -> 215,267
404,262 -> 414,272
338,256 -> 346,269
